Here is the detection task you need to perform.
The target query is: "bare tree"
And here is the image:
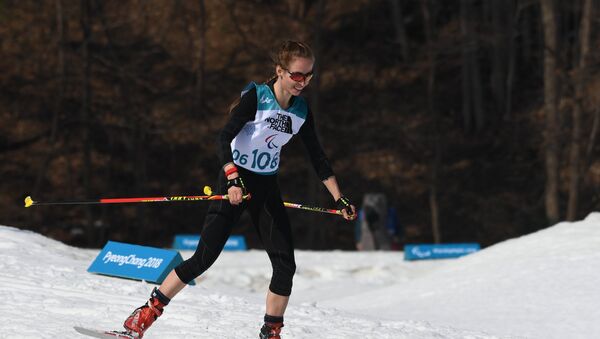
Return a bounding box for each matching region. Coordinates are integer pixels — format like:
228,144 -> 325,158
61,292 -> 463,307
33,0 -> 67,198
585,107 -> 600,166
388,0 -> 409,61
80,0 -> 94,243
567,0 -> 593,221
307,0 -> 326,249
491,0 -> 509,116
540,0 -> 560,224
505,0 -> 518,121
80,0 -> 94,244
286,0 -> 306,18
460,0 -> 484,132
520,2 -> 534,62
421,0 -> 441,243
192,0 -> 207,114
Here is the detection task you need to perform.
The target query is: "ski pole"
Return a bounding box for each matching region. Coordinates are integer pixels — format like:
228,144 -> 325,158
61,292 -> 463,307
25,186 -> 342,216
24,186 -> 251,208
201,186 -> 343,216
283,202 -> 343,215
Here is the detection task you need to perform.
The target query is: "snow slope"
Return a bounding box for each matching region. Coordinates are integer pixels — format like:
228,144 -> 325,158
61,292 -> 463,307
329,213 -> 600,338
1,213 -> 599,338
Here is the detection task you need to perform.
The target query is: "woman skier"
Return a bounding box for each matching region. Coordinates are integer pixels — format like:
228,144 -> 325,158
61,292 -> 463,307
122,40 -> 356,339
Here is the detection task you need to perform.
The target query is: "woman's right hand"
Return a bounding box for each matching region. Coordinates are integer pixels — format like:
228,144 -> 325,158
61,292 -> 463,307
226,175 -> 246,205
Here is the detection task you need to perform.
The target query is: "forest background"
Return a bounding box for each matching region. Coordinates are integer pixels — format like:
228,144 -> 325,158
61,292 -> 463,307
1,0 -> 599,250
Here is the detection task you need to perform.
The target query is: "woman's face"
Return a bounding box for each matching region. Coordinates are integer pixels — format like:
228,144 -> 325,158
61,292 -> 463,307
276,57 -> 314,96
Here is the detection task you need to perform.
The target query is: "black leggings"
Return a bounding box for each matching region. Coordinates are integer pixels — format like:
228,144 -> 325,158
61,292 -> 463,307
174,168 -> 296,296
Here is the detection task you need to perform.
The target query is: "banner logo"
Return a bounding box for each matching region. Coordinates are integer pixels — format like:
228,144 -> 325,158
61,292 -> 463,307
102,252 -> 164,269
173,234 -> 247,251
404,243 -> 480,261
87,241 -> 194,285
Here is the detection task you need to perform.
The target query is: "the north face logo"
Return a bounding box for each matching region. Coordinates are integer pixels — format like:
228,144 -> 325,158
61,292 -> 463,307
265,113 -> 292,134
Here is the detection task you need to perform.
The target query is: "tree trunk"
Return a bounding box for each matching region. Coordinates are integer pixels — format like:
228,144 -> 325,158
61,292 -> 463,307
521,3 -> 533,62
470,46 -> 485,131
505,0 -> 517,122
33,0 -> 66,199
540,0 -> 560,225
421,0 -> 441,243
460,0 -> 471,132
307,0 -> 325,249
460,0 -> 484,132
585,107 -> 600,165
388,0 -> 409,60
53,0 -> 66,145
491,0 -> 508,116
193,0 -> 206,114
80,0 -> 95,244
286,0 -> 305,18
134,115 -> 149,242
567,0 -> 592,221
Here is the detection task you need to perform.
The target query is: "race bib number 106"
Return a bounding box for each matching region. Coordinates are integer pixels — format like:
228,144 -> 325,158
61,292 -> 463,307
233,149 -> 279,170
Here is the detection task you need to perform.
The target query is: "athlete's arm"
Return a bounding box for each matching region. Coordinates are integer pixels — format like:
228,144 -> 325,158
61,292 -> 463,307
298,108 -> 356,220
297,108 -> 334,181
218,87 -> 257,204
217,87 -> 258,171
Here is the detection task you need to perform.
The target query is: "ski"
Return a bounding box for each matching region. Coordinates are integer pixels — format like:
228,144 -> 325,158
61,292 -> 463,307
74,326 -> 136,339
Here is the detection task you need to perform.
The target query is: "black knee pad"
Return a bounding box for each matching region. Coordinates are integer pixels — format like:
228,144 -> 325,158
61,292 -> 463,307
269,260 -> 296,296
174,244 -> 219,284
174,255 -> 203,284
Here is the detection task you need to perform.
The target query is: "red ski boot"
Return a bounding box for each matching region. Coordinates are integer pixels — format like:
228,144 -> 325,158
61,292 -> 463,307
123,288 -> 170,338
259,322 -> 284,339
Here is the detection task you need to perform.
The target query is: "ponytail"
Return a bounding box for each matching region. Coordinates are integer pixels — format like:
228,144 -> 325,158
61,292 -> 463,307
227,97 -> 241,114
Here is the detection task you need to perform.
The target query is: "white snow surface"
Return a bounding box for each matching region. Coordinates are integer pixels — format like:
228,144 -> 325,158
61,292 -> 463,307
1,213 -> 600,338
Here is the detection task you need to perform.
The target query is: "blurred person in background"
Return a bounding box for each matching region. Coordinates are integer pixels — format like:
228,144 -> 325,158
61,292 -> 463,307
119,41 -> 356,339
356,193 -> 390,251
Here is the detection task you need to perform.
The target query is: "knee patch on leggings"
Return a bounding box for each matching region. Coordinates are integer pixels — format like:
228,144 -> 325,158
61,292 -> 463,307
269,259 -> 296,296
174,245 -> 219,284
174,255 -> 202,284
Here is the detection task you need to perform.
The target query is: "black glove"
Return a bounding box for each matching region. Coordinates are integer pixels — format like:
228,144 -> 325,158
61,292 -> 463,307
226,176 -> 247,194
336,196 -> 354,216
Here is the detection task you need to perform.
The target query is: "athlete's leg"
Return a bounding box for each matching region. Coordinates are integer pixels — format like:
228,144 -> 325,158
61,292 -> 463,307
266,290 -> 289,316
157,270 -> 187,299
260,178 -> 296,316
123,172 -> 250,337
173,174 -> 247,287
159,193 -> 246,298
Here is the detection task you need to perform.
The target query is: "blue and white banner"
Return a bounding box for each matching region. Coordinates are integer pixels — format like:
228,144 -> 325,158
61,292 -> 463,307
172,234 -> 247,251
404,243 -> 480,261
87,241 -> 194,285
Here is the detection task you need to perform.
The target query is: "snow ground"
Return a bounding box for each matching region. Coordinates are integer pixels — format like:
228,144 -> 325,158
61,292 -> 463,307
1,213 -> 599,338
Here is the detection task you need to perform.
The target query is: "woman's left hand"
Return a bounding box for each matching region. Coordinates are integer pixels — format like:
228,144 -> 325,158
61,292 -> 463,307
336,196 -> 357,221
341,205 -> 357,220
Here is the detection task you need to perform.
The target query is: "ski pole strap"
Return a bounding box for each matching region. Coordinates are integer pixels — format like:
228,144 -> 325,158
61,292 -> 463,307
336,196 -> 354,215
226,176 -> 247,194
